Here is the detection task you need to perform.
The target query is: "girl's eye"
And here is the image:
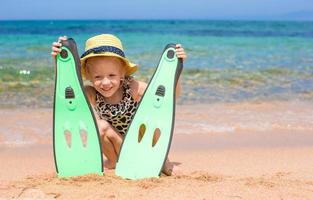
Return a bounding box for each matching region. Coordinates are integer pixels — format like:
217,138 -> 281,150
109,74 -> 116,77
94,76 -> 101,79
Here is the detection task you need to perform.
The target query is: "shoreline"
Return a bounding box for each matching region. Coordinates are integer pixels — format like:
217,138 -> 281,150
1,66 -> 313,108
1,100 -> 313,147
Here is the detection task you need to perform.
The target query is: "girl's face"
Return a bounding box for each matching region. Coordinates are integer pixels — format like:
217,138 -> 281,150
86,57 -> 126,98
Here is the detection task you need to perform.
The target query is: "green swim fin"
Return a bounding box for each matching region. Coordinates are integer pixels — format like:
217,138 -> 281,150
115,44 -> 183,179
53,38 -> 103,177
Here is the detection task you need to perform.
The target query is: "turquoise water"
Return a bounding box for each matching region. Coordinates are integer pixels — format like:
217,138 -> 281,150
0,20 -> 313,106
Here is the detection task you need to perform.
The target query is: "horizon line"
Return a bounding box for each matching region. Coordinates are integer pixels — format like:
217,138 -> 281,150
0,18 -> 312,22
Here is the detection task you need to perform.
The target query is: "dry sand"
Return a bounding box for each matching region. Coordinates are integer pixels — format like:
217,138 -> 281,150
1,101 -> 313,199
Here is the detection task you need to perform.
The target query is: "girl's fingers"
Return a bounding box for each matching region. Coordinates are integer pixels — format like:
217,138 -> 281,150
52,42 -> 62,47
176,52 -> 186,56
176,52 -> 187,60
177,55 -> 186,58
52,46 -> 62,52
52,36 -> 67,57
176,47 -> 185,52
176,44 -> 182,48
175,44 -> 187,60
58,36 -> 67,41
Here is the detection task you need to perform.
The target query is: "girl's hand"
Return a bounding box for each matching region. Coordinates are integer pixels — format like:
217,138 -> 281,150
175,44 -> 187,62
51,36 -> 67,57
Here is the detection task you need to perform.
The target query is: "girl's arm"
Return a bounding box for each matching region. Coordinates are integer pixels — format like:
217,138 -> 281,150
175,44 -> 186,97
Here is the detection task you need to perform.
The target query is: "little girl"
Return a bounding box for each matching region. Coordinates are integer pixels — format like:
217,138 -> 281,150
51,34 -> 187,175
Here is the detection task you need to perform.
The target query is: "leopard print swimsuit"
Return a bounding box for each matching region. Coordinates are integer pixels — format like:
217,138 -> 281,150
94,76 -> 138,136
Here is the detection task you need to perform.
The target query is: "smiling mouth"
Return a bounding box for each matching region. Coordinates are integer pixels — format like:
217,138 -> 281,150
101,87 -> 112,92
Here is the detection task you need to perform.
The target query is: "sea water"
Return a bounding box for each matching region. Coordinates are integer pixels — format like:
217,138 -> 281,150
0,20 -> 312,106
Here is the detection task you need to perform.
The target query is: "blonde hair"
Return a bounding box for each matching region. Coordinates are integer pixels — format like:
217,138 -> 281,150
84,56 -> 127,79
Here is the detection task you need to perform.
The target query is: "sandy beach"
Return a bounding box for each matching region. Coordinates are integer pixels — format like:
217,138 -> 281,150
1,101 -> 313,199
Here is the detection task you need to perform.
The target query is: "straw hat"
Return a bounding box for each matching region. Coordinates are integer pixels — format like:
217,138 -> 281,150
80,34 -> 137,79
